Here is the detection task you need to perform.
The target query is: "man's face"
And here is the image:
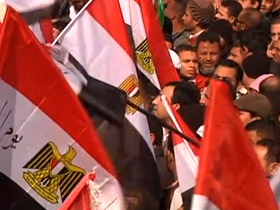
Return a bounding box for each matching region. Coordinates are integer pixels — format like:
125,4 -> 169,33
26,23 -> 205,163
197,41 -> 221,76
164,0 -> 176,20
236,11 -> 248,31
271,23 -> 280,41
260,0 -> 275,15
254,144 -> 270,176
269,40 -> 280,63
237,0 -> 258,8
238,110 -> 255,126
215,6 -> 232,23
247,130 -> 262,143
182,5 -> 196,31
179,50 -> 198,78
152,86 -> 175,122
228,46 -> 246,66
213,65 -> 238,89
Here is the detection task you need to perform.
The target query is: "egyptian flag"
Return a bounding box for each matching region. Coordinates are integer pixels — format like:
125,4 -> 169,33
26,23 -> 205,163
60,172 -> 96,210
0,6 -> 124,210
191,79 -> 278,210
56,0 -> 161,208
160,95 -> 199,208
119,0 -> 180,94
5,0 -> 54,43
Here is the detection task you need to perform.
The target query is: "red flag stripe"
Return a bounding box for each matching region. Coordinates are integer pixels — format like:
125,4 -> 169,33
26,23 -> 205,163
0,7 -> 116,177
39,19 -> 54,43
133,0 -> 180,87
60,172 -> 96,210
193,80 -> 278,210
87,0 -> 134,59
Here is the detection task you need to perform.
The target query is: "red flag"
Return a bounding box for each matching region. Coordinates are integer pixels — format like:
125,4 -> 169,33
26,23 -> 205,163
6,0 -> 54,43
120,0 -> 180,89
0,6 -> 124,209
57,0 -> 161,208
191,79 -> 278,210
134,0 -> 180,87
39,19 -> 54,43
60,172 -> 96,210
160,95 -> 199,195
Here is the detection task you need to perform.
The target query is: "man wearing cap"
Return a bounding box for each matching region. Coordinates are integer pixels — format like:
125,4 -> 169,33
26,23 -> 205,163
235,93 -> 272,126
182,0 -> 215,46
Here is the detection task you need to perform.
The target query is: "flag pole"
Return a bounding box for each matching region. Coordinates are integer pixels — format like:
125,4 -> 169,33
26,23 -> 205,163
126,100 -> 200,148
51,0 -> 94,46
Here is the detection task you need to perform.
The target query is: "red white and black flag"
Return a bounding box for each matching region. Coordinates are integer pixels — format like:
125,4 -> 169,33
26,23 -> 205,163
0,6 -> 124,210
119,0 -> 180,90
191,79 -> 278,210
160,95 -> 199,208
56,0 -> 161,208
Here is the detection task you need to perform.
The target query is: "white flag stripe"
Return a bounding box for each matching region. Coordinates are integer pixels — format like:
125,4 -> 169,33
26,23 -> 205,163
191,194 -> 221,210
174,144 -> 197,192
0,79 -> 124,210
58,8 -> 153,153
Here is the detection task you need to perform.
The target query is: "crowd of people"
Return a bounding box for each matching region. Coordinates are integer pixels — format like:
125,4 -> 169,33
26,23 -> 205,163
40,0 -> 280,209
148,0 -> 280,209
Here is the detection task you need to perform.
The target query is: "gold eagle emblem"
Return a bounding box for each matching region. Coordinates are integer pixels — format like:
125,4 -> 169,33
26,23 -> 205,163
23,142 -> 85,204
136,39 -> 156,74
119,75 -> 143,115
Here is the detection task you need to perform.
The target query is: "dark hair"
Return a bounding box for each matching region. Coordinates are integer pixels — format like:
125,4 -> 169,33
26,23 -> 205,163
162,16 -> 173,36
271,17 -> 280,25
175,44 -> 196,54
196,31 -> 221,49
208,19 -> 233,44
242,52 -> 271,79
147,118 -> 163,147
217,59 -> 243,83
165,81 -> 201,105
246,119 -> 280,142
164,33 -> 174,45
221,0 -> 242,18
238,30 -> 270,53
256,139 -> 280,164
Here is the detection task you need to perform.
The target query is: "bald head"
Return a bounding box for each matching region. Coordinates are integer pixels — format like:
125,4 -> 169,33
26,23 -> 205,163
260,76 -> 280,120
237,8 -> 263,31
260,76 -> 280,93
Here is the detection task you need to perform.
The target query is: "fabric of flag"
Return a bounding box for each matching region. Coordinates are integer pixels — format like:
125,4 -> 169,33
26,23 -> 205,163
0,6 -> 124,210
119,0 -> 180,91
191,79 -> 278,210
5,0 -> 54,43
60,172 -> 95,210
57,0 -> 161,208
160,95 -> 198,201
